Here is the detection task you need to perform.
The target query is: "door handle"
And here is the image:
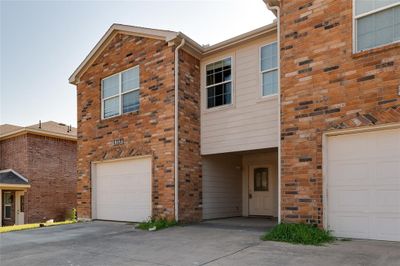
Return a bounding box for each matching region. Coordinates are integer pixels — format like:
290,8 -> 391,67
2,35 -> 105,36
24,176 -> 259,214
249,193 -> 252,199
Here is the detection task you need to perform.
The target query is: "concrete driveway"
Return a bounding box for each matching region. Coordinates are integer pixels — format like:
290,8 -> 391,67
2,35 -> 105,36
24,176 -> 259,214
0,219 -> 399,266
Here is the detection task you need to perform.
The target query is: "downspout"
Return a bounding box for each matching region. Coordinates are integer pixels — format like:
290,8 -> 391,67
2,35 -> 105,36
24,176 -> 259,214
265,1 -> 281,224
174,38 -> 185,222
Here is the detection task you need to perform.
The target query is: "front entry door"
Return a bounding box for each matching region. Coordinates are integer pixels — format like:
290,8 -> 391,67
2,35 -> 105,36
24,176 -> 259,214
15,192 -> 25,225
249,166 -> 274,216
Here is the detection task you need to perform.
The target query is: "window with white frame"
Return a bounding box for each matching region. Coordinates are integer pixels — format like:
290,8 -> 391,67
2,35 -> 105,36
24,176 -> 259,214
206,58 -> 232,108
355,0 -> 400,52
3,192 -> 12,219
260,42 -> 278,96
102,66 -> 140,119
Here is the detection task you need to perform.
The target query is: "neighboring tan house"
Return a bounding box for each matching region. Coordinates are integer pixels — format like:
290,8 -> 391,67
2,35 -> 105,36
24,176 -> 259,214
0,121 -> 77,226
69,0 -> 399,242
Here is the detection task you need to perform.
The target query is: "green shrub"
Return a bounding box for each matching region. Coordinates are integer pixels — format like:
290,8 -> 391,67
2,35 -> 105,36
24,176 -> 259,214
70,208 -> 77,221
65,208 -> 77,221
262,223 -> 335,245
137,218 -> 177,231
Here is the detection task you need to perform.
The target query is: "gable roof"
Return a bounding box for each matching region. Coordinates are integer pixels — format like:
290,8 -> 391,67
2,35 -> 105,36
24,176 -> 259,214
69,22 -> 277,84
0,121 -> 77,141
68,24 -> 193,84
0,169 -> 30,187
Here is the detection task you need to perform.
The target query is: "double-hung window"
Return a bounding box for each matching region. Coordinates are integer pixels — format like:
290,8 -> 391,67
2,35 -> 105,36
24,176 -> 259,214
206,58 -> 232,109
354,0 -> 400,52
260,42 -> 278,97
102,66 -> 140,119
3,192 -> 12,219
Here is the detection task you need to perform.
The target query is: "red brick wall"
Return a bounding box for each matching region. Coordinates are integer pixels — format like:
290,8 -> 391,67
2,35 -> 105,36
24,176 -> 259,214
0,135 -> 28,175
178,50 -> 202,222
76,33 -> 177,220
76,33 -> 203,222
278,0 -> 400,225
0,134 -> 77,223
1,136 -> 27,226
26,134 -> 77,223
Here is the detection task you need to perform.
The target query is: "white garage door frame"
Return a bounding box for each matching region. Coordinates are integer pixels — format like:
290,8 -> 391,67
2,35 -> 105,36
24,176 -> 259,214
322,123 -> 400,239
91,155 -> 152,222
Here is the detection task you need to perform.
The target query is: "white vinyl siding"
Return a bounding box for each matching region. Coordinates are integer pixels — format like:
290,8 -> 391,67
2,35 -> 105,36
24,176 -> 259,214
202,154 -> 242,219
101,66 -> 140,119
354,0 -> 400,52
260,42 -> 278,96
201,37 -> 279,155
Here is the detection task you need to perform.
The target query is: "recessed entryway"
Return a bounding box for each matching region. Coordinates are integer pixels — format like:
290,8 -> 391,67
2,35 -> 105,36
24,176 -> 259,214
91,156 -> 152,222
202,148 -> 278,220
325,127 -> 400,241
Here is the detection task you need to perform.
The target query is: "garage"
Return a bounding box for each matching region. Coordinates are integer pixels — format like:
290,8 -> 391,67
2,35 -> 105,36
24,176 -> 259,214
91,157 -> 152,222
325,127 -> 400,241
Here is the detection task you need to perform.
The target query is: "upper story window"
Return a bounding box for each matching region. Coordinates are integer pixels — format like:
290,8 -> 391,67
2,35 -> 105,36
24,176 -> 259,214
355,0 -> 400,52
101,66 -> 140,119
260,42 -> 278,97
206,58 -> 232,109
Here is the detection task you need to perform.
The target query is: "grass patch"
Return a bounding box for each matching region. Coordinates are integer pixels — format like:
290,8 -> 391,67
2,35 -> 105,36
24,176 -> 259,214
0,220 -> 76,234
262,223 -> 335,245
136,218 -> 177,231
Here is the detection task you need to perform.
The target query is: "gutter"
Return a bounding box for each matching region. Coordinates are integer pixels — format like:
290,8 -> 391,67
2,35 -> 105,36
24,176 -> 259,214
174,38 -> 185,222
264,0 -> 281,224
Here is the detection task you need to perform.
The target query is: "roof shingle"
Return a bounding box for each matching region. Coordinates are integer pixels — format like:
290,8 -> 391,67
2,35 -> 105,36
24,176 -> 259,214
0,170 -> 29,185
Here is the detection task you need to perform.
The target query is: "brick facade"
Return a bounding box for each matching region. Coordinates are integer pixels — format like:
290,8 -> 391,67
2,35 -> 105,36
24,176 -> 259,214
277,0 -> 400,225
177,50 -> 202,222
0,134 -> 77,223
0,135 -> 29,176
76,33 -> 202,221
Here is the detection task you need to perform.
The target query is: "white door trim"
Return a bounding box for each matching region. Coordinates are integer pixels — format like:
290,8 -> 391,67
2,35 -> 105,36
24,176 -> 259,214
322,123 -> 400,231
15,191 -> 24,225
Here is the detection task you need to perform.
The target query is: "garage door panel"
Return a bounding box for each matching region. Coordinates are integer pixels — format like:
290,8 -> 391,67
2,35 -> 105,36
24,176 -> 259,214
375,129 -> 400,156
329,188 -> 370,212
327,128 -> 400,241
329,214 -> 370,238
372,216 -> 400,241
373,190 -> 400,211
93,157 -> 152,222
375,161 -> 400,185
329,138 -> 371,160
329,162 -> 370,186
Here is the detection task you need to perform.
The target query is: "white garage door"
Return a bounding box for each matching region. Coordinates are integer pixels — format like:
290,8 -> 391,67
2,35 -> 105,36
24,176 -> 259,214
92,157 -> 152,222
326,128 -> 400,241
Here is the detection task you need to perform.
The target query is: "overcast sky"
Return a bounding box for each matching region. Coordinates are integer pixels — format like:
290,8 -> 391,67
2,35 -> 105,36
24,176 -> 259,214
0,0 -> 275,127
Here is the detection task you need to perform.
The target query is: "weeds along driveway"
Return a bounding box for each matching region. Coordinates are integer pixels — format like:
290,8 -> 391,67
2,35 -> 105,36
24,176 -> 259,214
0,221 -> 399,266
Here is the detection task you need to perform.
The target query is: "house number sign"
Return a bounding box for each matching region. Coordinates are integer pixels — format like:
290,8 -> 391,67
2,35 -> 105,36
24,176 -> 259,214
113,139 -> 124,146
